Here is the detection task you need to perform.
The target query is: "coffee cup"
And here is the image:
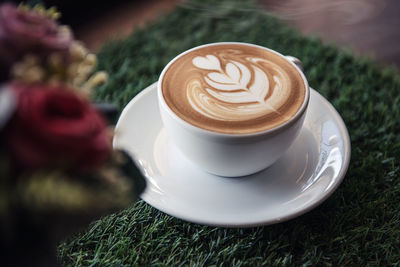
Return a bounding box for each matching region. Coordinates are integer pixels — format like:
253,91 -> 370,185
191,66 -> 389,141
158,42 -> 309,177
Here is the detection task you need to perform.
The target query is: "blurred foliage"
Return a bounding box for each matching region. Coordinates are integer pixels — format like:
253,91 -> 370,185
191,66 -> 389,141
59,0 -> 400,266
16,150 -> 144,214
1,150 -> 145,266
0,150 -> 144,219
18,3 -> 61,20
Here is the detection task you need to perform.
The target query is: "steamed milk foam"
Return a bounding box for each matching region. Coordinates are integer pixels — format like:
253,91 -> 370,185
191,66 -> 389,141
162,44 -> 306,134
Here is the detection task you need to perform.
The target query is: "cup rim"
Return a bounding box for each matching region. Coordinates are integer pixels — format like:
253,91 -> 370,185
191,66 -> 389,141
158,42 -> 310,138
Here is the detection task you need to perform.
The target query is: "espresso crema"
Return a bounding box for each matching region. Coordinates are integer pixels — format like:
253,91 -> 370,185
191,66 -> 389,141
161,44 -> 306,134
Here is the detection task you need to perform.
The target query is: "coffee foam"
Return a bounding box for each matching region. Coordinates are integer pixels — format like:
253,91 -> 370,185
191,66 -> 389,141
162,44 -> 306,134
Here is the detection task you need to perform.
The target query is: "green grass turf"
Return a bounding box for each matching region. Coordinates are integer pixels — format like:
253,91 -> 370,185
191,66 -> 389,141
58,0 -> 400,265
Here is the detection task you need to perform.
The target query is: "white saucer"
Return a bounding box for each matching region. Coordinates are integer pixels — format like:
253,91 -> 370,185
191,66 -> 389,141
114,82 -> 351,227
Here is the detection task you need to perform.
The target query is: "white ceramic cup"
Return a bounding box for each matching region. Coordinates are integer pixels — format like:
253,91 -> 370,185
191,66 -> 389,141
158,42 -> 310,177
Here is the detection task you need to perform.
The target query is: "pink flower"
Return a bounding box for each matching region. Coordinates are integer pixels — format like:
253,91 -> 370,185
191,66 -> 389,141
4,83 -> 110,171
0,3 -> 73,75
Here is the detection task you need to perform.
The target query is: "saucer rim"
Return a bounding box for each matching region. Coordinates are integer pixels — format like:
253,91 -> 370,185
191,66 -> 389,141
114,82 -> 351,227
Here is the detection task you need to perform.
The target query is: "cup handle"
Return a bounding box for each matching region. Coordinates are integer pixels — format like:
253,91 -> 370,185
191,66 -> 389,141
285,56 -> 303,72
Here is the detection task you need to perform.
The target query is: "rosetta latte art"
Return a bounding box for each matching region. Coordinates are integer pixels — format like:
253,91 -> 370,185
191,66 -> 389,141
161,44 -> 306,134
187,53 -> 290,121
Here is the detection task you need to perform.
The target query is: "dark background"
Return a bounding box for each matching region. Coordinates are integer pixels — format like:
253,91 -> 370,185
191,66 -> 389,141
6,0 -> 399,68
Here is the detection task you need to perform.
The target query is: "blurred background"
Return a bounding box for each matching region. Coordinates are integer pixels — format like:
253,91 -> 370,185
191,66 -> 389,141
8,0 -> 400,68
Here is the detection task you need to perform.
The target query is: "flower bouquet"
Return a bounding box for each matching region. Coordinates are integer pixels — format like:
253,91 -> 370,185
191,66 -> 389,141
0,4 -> 146,266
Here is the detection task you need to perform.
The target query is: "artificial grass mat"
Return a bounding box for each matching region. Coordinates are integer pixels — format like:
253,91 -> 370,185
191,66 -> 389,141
58,0 -> 400,265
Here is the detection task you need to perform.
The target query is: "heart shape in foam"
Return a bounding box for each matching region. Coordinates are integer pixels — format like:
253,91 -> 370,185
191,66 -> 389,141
192,55 -> 222,71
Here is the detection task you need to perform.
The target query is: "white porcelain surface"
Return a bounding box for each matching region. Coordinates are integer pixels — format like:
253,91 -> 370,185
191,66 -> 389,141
114,82 -> 351,227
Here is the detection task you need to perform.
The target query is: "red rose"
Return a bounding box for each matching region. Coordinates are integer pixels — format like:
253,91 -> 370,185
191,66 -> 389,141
4,83 -> 110,171
0,3 -> 73,70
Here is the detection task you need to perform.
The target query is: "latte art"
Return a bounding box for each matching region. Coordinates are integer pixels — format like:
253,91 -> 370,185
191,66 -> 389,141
161,44 -> 306,134
188,54 -> 289,121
